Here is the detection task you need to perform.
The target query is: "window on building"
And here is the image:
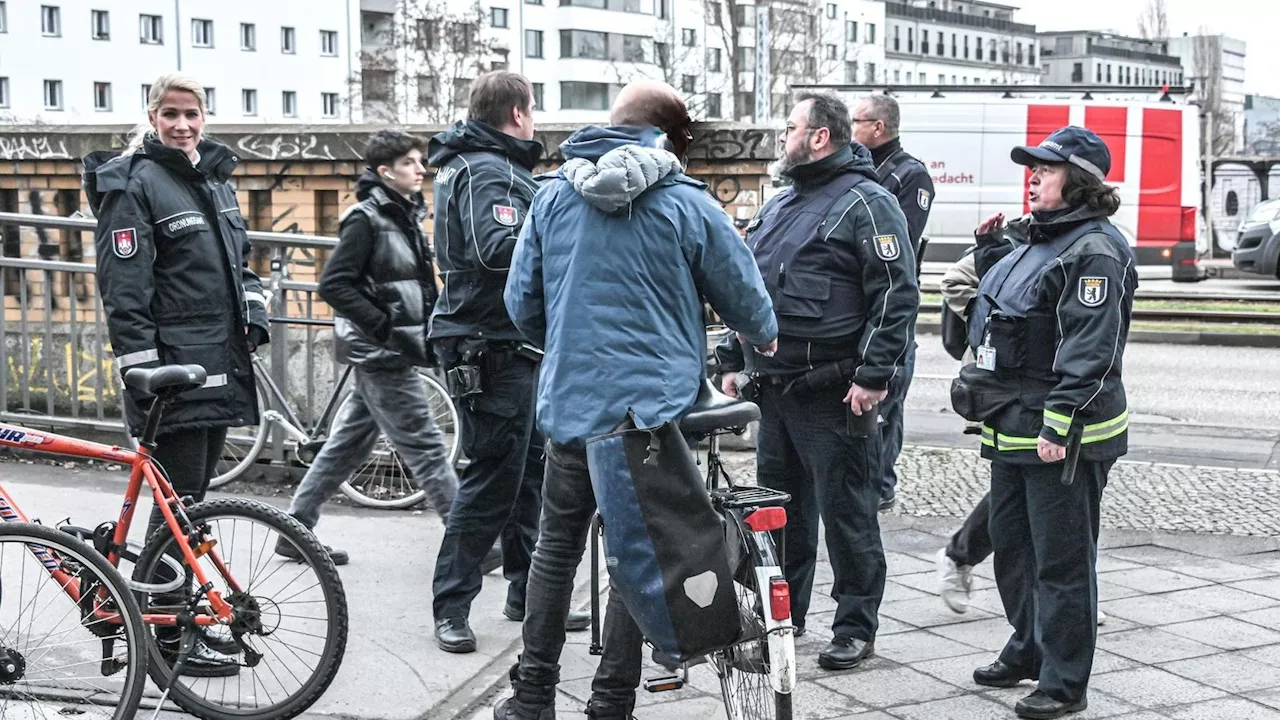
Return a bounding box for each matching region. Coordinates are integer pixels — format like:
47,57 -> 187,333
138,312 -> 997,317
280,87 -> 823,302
681,75 -> 696,94
845,21 -> 857,43
140,14 -> 162,44
41,5 -> 60,36
0,2 -> 7,33
527,0 -> 542,5
682,28 -> 695,46
706,92 -> 721,118
1096,64 -> 1102,82
1106,64 -> 1112,83
805,56 -> 816,75
415,75 -> 437,108
192,19 -> 213,47
907,27 -> 913,53
453,78 -> 472,107
281,26 -> 295,53
963,34 -> 969,59
654,41 -> 669,67
525,29 -> 543,57
561,81 -> 611,110
893,69 -> 900,82
921,29 -> 928,54
321,29 -> 338,55
241,23 -> 255,50
43,79 -> 63,109
951,33 -> 957,57
707,47 -> 721,71
1015,41 -> 1023,65
866,22 -> 875,43
866,61 -> 876,82
93,82 -> 112,110
826,44 -> 837,60
845,61 -> 859,83
825,3 -> 836,18
531,82 -> 544,108
0,77 -> 8,107
1028,43 -> 1035,66
242,88 -> 258,116
282,90 -> 297,117
91,9 -> 109,39
140,84 -> 151,107
893,25 -> 899,52
906,72 -> 912,83
937,73 -> 945,83
1071,62 -> 1083,83
989,40 -> 997,61
491,7 -> 508,27
321,92 -> 339,117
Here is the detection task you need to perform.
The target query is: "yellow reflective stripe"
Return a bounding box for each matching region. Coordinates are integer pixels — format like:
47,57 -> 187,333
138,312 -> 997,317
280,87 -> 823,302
1043,409 -> 1071,437
1082,410 -> 1129,444
980,424 -> 1038,451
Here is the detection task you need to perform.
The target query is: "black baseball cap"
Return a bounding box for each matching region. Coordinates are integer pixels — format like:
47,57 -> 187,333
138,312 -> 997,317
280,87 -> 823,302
1011,125 -> 1111,182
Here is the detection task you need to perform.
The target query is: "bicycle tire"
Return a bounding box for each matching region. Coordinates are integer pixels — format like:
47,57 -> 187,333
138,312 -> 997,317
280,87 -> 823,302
714,520 -> 794,720
208,382 -> 271,488
0,522 -> 149,720
133,498 -> 349,720
337,371 -> 461,510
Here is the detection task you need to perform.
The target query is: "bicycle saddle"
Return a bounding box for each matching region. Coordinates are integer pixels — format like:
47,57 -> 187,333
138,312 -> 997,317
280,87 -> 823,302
122,364 -> 208,397
680,378 -> 761,436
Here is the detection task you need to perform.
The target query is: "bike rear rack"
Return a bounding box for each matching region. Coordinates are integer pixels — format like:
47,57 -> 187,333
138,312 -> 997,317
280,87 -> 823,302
713,485 -> 791,510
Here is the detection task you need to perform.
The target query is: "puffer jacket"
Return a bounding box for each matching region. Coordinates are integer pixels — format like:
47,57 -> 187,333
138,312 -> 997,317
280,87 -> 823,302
328,170 -> 437,369
86,137 -> 266,435
504,125 -> 777,448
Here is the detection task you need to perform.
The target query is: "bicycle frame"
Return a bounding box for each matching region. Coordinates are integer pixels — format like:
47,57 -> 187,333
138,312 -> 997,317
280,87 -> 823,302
251,354 -> 353,448
0,421 -> 236,628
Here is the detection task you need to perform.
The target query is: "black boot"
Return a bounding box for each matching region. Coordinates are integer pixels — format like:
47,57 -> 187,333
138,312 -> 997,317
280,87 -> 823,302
973,660 -> 1036,688
435,616 -> 477,653
818,635 -> 874,670
585,697 -> 635,719
157,635 -> 241,678
1015,690 -> 1087,719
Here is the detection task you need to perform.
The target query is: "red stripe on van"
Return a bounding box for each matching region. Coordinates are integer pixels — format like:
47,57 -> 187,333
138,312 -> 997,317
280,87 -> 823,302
1137,108 -> 1182,246
1025,105 -> 1071,214
1084,106 -> 1127,183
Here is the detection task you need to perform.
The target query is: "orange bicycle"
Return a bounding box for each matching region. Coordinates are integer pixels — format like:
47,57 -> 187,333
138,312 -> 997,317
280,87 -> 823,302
0,363 -> 348,720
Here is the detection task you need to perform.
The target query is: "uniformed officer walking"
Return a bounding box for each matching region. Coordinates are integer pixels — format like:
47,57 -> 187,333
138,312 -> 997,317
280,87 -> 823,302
965,126 -> 1135,719
850,93 -> 935,511
718,92 -> 918,671
428,71 -> 589,654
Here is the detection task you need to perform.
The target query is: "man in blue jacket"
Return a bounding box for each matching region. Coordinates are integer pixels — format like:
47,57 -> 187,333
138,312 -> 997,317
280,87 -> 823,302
494,79 -> 778,720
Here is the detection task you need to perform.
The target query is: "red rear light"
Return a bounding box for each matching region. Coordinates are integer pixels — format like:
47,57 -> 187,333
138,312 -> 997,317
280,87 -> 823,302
769,577 -> 790,621
1180,206 -> 1197,242
745,507 -> 787,532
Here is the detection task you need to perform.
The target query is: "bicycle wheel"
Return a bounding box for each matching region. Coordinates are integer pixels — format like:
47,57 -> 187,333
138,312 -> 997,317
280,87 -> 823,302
712,520 -> 794,720
0,522 -> 148,720
209,382 -> 271,488
133,498 -> 348,720
337,370 -> 460,510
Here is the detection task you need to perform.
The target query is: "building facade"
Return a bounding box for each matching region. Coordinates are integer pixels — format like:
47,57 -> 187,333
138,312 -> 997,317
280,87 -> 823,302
882,0 -> 1040,87
1038,30 -> 1182,89
1166,33 -> 1247,153
0,0 -> 356,124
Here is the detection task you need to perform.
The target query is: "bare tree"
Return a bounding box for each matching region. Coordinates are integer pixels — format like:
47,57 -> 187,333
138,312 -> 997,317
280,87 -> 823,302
1191,32 -> 1236,156
1137,0 -> 1170,40
353,0 -> 507,124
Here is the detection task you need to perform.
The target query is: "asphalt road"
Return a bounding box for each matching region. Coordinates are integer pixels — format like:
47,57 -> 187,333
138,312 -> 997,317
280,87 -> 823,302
904,338 -> 1280,470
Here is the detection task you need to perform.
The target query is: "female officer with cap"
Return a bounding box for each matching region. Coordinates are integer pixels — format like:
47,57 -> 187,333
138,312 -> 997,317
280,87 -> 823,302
964,126 -> 1136,720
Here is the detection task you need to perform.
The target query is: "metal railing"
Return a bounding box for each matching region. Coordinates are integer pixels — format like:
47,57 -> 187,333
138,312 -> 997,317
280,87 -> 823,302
0,211 -> 339,457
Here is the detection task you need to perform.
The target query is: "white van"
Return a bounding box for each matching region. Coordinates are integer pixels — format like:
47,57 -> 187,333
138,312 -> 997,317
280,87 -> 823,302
793,85 -> 1203,275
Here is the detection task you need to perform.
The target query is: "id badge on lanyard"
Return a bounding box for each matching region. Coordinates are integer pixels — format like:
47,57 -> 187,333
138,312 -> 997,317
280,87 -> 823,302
976,330 -> 997,372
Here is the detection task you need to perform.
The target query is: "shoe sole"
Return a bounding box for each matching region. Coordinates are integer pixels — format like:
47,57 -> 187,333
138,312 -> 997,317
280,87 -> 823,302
1015,700 -> 1086,719
437,637 -> 477,654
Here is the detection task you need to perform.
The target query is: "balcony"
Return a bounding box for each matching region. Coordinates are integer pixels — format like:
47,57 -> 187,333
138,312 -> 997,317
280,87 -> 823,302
885,3 -> 1035,35
1091,43 -> 1182,66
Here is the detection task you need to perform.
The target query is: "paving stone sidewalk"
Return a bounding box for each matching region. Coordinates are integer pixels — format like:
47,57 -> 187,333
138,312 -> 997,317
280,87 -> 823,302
462,446 -> 1280,720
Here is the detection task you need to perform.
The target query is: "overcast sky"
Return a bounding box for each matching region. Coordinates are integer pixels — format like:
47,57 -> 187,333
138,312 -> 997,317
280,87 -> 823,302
1014,0 -> 1277,96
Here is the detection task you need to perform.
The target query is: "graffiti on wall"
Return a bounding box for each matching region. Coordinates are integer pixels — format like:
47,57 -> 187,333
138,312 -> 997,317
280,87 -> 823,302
0,136 -> 73,161
1208,158 -> 1280,252
4,334 -> 119,412
235,134 -> 344,162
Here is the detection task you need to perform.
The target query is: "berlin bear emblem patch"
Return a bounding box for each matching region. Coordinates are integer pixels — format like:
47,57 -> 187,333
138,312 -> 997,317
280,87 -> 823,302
492,205 -> 519,227
917,188 -> 931,210
1078,276 -> 1107,307
873,234 -> 901,261
112,228 -> 138,259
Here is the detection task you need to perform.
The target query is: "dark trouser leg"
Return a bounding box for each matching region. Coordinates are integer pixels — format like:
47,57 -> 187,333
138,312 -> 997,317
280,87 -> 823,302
503,429 -> 545,608
879,339 -> 916,498
588,578 -> 646,713
756,384 -> 814,631
947,491 -> 993,567
513,444 -> 606,713
432,353 -> 538,621
784,386 -> 886,642
287,385 -> 381,529
1025,460 -> 1106,703
990,461 -> 1039,675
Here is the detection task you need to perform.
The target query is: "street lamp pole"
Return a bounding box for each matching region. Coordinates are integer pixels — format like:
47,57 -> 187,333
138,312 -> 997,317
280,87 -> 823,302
754,0 -> 772,122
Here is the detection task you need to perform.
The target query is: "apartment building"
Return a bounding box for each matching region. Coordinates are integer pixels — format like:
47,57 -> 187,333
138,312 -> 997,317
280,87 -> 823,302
1,0 -> 355,124
1039,30 -> 1183,89
883,0 -> 1040,86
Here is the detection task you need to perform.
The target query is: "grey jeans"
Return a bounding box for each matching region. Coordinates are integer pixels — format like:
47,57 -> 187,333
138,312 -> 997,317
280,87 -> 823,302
288,364 -> 459,528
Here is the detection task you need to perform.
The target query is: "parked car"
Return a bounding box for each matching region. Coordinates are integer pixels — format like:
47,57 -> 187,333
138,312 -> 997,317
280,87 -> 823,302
1232,199 -> 1280,279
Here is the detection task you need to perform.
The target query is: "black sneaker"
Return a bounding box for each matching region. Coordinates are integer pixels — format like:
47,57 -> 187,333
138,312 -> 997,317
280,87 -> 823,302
157,637 -> 241,678
435,616 -> 477,654
1015,690 -> 1087,719
275,536 -> 349,566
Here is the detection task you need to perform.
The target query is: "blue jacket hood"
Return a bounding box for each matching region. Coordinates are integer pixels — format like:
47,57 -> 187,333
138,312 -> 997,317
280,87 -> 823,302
560,125 -> 668,162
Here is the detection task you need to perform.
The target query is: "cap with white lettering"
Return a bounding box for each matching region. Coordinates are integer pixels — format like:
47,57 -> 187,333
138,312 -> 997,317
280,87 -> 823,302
1011,125 -> 1111,182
